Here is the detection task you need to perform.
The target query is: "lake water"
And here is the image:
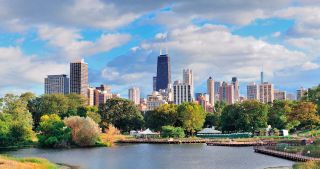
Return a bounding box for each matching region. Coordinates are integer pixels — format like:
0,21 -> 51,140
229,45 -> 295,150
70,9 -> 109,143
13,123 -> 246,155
3,144 -> 294,169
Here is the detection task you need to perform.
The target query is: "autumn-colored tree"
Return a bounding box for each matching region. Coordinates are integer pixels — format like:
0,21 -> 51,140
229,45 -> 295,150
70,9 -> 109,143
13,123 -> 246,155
64,116 -> 101,146
288,101 -> 320,129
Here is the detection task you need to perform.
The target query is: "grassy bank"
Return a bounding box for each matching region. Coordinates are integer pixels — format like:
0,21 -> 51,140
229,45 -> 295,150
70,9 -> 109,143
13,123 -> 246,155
0,155 -> 57,169
293,161 -> 320,169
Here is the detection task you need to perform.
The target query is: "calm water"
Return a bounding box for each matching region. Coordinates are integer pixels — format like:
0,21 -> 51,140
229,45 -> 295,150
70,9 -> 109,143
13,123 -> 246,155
3,144 -> 294,169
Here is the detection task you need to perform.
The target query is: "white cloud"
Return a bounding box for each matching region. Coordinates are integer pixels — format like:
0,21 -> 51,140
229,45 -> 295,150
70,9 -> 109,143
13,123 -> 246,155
302,61 -> 320,70
0,47 -> 68,90
101,24 -> 309,95
37,25 -> 131,60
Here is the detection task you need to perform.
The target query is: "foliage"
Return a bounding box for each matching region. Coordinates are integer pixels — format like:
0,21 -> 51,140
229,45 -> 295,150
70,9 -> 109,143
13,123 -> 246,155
0,93 -> 34,146
268,100 -> 292,130
144,104 -> 178,130
64,116 -> 101,146
177,102 -> 206,135
203,113 -> 220,128
98,98 -> 144,132
288,101 -> 320,129
221,100 -> 268,132
161,125 -> 185,138
100,124 -> 124,147
27,94 -> 87,128
37,114 -> 71,148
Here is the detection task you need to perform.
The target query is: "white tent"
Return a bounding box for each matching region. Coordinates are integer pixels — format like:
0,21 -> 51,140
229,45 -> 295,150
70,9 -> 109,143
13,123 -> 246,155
137,128 -> 160,138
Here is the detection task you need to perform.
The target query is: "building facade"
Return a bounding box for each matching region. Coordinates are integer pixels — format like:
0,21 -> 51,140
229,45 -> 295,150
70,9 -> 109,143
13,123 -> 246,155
128,87 -> 140,105
70,59 -> 88,97
44,74 -> 69,94
247,82 -> 259,100
296,87 -> 307,100
173,80 -> 193,105
146,91 -> 167,111
207,77 -> 214,106
274,90 -> 286,101
231,77 -> 240,102
156,53 -> 171,91
259,82 -> 274,103
219,82 -> 234,104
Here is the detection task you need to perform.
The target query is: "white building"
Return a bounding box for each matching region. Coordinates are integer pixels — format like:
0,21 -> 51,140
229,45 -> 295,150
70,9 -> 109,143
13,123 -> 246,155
173,80 -> 194,105
259,82 -> 274,103
146,91 -> 167,111
207,77 -> 214,106
129,87 -> 140,105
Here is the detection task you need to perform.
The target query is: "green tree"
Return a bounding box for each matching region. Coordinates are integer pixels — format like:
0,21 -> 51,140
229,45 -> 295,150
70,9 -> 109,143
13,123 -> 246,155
204,113 -> 220,128
268,100 -> 292,130
220,104 -> 241,132
0,93 -> 34,146
37,114 -> 71,148
161,125 -> 185,138
302,86 -> 320,114
177,102 -> 206,135
144,104 -> 178,130
99,98 -> 144,132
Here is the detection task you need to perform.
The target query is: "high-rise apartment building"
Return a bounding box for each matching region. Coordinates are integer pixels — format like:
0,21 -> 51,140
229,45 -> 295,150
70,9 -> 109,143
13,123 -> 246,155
296,87 -> 307,100
87,87 -> 95,106
247,82 -> 259,100
44,74 -> 69,94
207,77 -> 214,106
219,82 -> 234,104
259,82 -> 274,103
70,59 -> 88,97
156,52 -> 171,91
232,77 -> 240,102
214,81 -> 221,95
173,80 -> 193,105
129,87 -> 140,105
183,69 -> 193,86
274,90 -> 286,101
146,91 -> 167,111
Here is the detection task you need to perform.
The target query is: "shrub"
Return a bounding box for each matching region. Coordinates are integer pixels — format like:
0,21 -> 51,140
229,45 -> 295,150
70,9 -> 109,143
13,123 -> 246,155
64,116 -> 101,146
161,125 -> 185,138
100,124 -> 124,147
37,114 -> 71,148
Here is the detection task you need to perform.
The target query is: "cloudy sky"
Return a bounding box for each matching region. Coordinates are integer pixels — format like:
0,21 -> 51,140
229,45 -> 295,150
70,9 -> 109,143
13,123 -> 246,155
1,0 -> 320,97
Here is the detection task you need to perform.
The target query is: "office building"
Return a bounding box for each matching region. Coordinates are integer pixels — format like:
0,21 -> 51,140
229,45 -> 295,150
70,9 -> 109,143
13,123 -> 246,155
153,76 -> 157,91
156,52 -> 171,91
259,82 -> 274,103
274,90 -> 286,101
214,81 -> 221,95
183,69 -> 193,86
173,80 -> 193,105
219,82 -> 234,104
196,93 -> 210,111
247,82 -> 259,100
44,74 -> 69,94
207,77 -> 215,106
146,91 -> 167,111
70,59 -> 88,97
297,87 -> 307,100
87,87 -> 95,106
129,87 -> 140,105
232,77 -> 240,102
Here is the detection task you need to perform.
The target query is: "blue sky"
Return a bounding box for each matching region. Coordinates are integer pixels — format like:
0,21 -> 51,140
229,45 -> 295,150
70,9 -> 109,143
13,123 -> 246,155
0,0 -> 320,98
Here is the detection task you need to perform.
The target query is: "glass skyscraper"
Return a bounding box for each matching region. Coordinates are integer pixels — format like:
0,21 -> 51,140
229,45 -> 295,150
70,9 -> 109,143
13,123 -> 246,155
156,54 -> 171,91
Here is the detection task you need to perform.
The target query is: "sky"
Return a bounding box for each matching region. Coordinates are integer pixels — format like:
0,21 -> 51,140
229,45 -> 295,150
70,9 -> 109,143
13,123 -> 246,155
1,0 -> 320,98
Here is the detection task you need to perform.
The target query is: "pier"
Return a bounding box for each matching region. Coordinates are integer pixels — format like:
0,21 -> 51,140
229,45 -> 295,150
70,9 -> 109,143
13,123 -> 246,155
206,141 -> 268,147
254,146 -> 320,162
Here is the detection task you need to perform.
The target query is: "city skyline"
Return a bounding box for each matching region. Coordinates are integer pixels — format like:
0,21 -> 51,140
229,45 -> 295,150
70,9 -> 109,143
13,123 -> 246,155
1,1 -> 320,98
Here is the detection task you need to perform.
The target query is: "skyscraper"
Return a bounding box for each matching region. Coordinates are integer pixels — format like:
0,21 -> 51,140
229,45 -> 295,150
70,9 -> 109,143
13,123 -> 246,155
231,77 -> 240,102
183,69 -> 193,86
153,76 -> 157,91
129,87 -> 140,105
247,82 -> 259,100
173,80 -> 193,105
156,53 -> 171,91
44,74 -> 69,94
214,81 -> 221,95
207,77 -> 214,106
297,87 -> 307,100
70,59 -> 88,97
219,82 -> 234,104
261,71 -> 264,84
259,82 -> 274,103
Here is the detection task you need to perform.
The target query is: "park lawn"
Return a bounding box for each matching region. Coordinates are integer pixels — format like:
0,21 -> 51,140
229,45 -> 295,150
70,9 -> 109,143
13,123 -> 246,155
0,155 -> 57,169
293,161 -> 320,169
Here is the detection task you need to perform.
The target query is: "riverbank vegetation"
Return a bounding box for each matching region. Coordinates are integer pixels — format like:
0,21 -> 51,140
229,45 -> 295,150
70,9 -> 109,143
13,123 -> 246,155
293,161 -> 320,169
1,86 -> 320,149
0,155 -> 57,169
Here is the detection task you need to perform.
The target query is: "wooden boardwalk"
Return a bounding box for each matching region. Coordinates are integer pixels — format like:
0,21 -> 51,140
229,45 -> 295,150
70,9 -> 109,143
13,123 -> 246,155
118,139 -> 207,144
254,146 -> 320,162
206,141 -> 267,147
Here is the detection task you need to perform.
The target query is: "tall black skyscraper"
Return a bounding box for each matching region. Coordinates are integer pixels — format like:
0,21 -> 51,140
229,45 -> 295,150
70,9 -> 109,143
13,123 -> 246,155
156,53 -> 171,91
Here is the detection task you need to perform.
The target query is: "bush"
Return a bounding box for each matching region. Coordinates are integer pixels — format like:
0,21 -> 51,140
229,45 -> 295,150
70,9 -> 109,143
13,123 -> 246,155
64,116 -> 101,146
161,125 -> 185,138
37,114 -> 71,148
